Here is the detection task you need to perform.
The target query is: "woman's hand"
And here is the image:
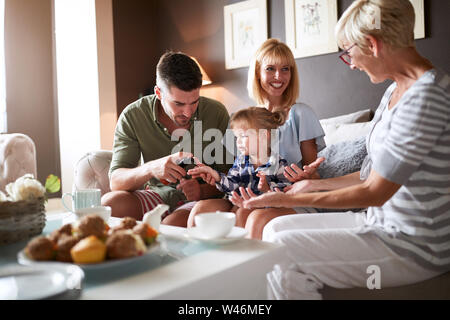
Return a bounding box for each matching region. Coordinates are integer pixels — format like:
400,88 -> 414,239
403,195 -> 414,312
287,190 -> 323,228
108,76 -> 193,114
242,191 -> 290,209
283,179 -> 315,194
232,186 -> 283,208
284,157 -> 325,182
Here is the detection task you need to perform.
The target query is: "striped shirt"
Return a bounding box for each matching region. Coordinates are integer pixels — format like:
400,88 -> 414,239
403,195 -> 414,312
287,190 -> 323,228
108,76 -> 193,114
359,68 -> 450,272
216,154 -> 291,197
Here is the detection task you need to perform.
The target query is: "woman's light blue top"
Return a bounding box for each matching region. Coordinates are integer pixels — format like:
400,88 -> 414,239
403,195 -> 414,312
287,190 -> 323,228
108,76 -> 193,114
277,103 -> 325,165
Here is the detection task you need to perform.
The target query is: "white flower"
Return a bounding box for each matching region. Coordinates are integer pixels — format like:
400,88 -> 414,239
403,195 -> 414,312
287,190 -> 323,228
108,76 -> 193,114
5,174 -> 46,201
0,190 -> 10,202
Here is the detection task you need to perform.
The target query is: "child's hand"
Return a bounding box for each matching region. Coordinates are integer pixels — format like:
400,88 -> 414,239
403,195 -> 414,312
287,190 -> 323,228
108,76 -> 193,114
187,164 -> 220,186
229,187 -> 259,208
229,190 -> 244,207
256,172 -> 270,193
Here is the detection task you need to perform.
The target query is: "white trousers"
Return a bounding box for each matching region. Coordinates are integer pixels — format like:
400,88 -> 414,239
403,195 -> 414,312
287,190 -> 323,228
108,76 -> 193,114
262,211 -> 440,300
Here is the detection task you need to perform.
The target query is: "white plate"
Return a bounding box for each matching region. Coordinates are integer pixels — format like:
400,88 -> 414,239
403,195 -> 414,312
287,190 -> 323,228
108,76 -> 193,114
185,226 -> 248,244
17,241 -> 160,271
0,263 -> 84,300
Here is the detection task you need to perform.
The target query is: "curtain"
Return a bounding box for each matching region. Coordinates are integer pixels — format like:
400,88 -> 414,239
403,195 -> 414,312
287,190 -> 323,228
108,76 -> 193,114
0,0 -> 6,133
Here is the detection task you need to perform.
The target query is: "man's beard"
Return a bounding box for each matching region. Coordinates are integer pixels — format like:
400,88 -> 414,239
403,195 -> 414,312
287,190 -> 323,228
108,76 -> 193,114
174,115 -> 190,126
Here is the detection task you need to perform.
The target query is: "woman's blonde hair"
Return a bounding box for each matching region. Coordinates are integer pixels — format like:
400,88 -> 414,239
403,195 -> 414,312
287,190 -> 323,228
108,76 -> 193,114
247,39 -> 299,110
335,0 -> 415,53
230,107 -> 285,131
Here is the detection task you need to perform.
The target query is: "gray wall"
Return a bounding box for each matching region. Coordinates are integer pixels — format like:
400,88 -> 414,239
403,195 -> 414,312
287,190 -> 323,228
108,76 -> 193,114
113,0 -> 450,118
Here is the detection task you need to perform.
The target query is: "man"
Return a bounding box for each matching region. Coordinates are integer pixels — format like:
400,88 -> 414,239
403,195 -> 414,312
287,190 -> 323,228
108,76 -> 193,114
102,52 -> 230,227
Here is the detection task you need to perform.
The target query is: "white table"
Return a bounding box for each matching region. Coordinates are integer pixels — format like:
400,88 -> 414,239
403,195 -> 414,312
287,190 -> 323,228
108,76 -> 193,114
55,213 -> 286,300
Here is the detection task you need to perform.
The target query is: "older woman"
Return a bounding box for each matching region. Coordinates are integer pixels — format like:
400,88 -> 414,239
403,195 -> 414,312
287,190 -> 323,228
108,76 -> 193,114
242,0 -> 449,299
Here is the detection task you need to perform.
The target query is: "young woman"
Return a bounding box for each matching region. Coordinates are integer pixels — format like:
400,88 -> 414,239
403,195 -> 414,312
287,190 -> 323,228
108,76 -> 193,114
241,0 -> 449,299
247,38 -> 325,181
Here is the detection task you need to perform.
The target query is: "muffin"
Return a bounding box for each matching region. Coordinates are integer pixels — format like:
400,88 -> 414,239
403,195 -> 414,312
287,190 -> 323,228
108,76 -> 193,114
106,230 -> 146,259
48,223 -> 72,243
55,234 -> 79,262
75,214 -> 108,239
25,236 -> 56,261
133,223 -> 158,245
109,216 -> 138,234
70,235 -> 107,264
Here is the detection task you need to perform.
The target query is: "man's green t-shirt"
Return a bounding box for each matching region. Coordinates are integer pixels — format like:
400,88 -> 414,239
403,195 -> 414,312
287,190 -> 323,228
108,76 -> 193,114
110,94 -> 231,210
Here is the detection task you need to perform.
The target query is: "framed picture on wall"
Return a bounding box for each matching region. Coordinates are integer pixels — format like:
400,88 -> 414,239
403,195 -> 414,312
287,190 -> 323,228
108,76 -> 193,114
284,0 -> 338,59
224,0 -> 268,70
410,0 -> 425,39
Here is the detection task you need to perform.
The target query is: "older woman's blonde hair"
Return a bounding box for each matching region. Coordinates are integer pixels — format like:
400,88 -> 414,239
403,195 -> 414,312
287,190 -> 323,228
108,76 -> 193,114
335,0 -> 415,53
247,39 -> 299,110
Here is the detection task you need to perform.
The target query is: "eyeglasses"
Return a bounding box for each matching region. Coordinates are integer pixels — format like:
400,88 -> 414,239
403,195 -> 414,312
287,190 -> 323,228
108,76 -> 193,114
339,43 -> 357,66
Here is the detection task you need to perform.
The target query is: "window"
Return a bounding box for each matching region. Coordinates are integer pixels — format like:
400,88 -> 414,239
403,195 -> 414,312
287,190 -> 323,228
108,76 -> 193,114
0,0 -> 6,133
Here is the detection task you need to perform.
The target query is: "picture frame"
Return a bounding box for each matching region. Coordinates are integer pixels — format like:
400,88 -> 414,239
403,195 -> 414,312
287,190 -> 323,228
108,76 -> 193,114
410,0 -> 425,39
284,0 -> 338,59
224,0 -> 268,70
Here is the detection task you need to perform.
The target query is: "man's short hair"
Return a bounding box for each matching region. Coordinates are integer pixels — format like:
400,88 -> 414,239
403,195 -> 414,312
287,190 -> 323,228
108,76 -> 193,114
156,51 -> 202,92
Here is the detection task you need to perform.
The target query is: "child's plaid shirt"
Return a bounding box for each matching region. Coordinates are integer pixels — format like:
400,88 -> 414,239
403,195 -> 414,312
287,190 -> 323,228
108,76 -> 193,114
215,154 -> 291,196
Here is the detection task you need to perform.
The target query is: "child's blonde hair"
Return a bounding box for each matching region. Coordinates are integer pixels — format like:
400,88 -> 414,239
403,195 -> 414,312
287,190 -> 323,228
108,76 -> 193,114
230,107 -> 285,130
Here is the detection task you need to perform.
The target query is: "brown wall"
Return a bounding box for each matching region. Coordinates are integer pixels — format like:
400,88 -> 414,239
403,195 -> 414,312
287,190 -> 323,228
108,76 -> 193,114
4,0 -> 60,188
112,0 -> 161,115
4,0 -> 449,188
112,0 -> 450,118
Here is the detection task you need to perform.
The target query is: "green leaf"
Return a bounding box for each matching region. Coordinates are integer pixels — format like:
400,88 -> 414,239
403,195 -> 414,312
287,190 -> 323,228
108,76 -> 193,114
45,174 -> 61,193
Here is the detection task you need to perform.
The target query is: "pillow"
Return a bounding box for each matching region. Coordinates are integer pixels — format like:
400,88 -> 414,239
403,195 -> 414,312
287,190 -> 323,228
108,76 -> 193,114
319,109 -> 372,126
317,136 -> 367,179
322,121 -> 372,146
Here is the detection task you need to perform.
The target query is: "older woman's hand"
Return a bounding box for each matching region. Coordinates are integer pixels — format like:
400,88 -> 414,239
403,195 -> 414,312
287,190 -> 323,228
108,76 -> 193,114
242,191 -> 290,209
283,179 -> 315,194
229,181 -> 282,207
283,157 -> 325,182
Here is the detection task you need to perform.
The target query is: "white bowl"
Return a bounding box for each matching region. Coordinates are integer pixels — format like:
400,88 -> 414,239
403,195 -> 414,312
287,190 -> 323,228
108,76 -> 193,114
74,206 -> 111,222
194,211 -> 236,239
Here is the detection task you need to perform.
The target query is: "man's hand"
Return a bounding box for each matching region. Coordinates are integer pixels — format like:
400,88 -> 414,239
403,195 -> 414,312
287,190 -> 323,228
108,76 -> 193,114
148,152 -> 194,184
284,157 -> 325,182
176,178 -> 202,201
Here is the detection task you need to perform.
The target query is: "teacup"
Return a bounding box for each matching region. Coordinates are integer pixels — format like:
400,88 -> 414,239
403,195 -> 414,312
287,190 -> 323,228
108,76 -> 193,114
62,189 -> 101,212
194,211 -> 236,239
74,205 -> 111,222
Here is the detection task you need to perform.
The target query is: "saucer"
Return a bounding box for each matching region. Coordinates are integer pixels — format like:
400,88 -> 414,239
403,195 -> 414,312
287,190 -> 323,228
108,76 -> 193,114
0,263 -> 84,300
185,226 -> 248,244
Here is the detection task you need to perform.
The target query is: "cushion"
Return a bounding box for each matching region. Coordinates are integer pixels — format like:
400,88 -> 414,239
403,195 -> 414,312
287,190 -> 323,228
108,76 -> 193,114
0,133 -> 37,192
322,121 -> 372,146
74,150 -> 112,195
317,136 -> 367,179
319,109 -> 372,126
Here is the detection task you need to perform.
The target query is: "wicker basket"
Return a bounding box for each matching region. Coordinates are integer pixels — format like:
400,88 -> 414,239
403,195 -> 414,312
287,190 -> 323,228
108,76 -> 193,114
0,197 -> 46,245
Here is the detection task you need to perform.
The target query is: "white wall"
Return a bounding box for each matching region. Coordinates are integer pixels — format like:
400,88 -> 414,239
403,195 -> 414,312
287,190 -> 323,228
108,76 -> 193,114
54,0 -> 101,193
